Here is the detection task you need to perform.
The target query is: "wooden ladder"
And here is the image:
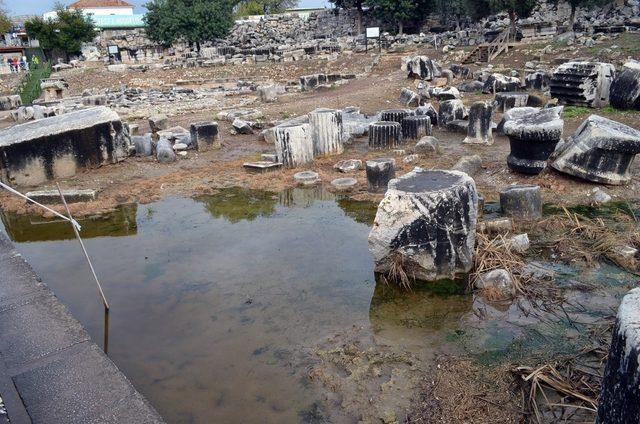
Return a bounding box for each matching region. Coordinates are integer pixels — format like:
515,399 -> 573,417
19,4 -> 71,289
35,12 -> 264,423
461,27 -> 513,64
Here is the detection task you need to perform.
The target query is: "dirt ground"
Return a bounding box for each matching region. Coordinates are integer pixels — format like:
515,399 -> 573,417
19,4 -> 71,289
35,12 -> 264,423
2,34 -> 640,218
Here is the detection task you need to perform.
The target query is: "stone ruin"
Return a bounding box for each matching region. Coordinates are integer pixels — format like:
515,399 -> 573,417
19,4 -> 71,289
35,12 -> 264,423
368,168 -> 478,282
550,61 -> 616,108
551,114 -> 640,185
609,60 -> 640,110
404,56 -> 442,81
0,107 -> 129,186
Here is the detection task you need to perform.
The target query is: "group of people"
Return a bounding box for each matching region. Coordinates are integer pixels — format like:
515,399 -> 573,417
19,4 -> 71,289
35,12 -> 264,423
6,55 -> 37,73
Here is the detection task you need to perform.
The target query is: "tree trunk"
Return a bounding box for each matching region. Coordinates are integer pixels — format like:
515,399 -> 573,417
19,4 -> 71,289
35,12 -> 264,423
398,21 -> 404,35
569,4 -> 576,30
355,7 -> 363,34
508,9 -> 516,41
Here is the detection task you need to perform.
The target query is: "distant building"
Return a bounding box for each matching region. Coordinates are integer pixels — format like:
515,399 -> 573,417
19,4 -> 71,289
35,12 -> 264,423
43,0 -> 136,20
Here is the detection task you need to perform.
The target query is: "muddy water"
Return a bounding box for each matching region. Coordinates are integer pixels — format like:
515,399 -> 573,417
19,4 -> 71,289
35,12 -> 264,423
0,187 -> 469,423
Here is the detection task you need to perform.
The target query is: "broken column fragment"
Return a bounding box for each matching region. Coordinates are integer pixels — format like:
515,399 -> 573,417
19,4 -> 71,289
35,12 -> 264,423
609,60 -> 640,110
133,134 -> 153,157
463,101 -> 494,145
504,107 -> 564,174
550,61 -> 616,108
0,95 -> 22,111
500,185 -> 542,220
190,121 -> 220,151
405,56 -> 442,80
495,92 -> 530,112
401,116 -> 432,142
368,168 -> 478,282
156,138 -> 176,163
369,121 -> 402,149
416,103 -> 438,126
366,158 -> 396,193
597,288 -> 640,424
274,123 -> 314,168
380,109 -> 414,124
309,108 -> 344,156
400,88 -> 421,107
0,107 -> 128,186
482,73 -> 521,94
496,107 -> 540,133
550,115 -> 640,185
438,99 -> 467,128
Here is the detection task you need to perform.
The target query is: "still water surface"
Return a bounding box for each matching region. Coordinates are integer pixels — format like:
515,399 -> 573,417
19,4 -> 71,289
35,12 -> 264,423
0,187 -> 470,423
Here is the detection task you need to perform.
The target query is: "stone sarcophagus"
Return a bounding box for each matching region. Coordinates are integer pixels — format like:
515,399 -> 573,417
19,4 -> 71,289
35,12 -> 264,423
368,168 -> 478,283
550,61 -> 615,108
550,115 -> 640,185
0,107 -> 129,186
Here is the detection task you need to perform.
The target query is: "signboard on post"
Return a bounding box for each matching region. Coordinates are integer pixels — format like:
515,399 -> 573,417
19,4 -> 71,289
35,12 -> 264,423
366,27 -> 380,38
365,27 -> 381,52
108,45 -> 119,55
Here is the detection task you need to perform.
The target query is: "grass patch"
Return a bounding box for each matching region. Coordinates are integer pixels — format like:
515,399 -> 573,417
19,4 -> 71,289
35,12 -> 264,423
563,106 -> 591,118
17,63 -> 52,105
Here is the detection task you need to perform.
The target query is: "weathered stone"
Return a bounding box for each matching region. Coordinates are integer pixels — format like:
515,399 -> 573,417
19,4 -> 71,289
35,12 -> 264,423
380,109 -> 414,124
369,121 -> 402,149
446,120 -> 469,133
82,95 -> 107,107
156,138 -> 176,163
550,61 -> 616,108
478,218 -> 513,234
190,121 -> 220,151
400,88 -> 421,107
309,108 -> 343,156
24,189 -> 97,204
406,56 -> 442,80
232,118 -> 254,134
257,84 -> 285,102
609,60 -> 640,110
334,159 -> 362,172
429,86 -> 461,100
475,269 -> 515,299
275,123 -> 314,168
495,92 -> 530,112
463,101 -> 493,145
482,73 -> 521,93
452,155 -> 482,176
366,158 -> 396,193
550,115 -> 640,185
293,170 -> 320,186
500,185 -> 542,220
331,177 -> 358,191
415,136 -> 439,154
0,107 -> 128,186
504,106 -> 564,174
0,95 -> 22,111
510,233 -> 530,252
368,168 -> 478,282
597,288 -> 640,423
525,71 -> 552,90
496,107 -> 540,134
149,114 -> 168,133
401,115 -> 432,141
458,80 -> 485,93
243,161 -> 282,172
132,134 -> 153,157
591,187 -> 612,204
438,99 -> 467,127
415,103 -> 438,126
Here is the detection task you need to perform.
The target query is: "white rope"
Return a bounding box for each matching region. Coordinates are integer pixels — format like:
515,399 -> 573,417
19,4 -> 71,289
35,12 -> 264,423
0,181 -> 82,231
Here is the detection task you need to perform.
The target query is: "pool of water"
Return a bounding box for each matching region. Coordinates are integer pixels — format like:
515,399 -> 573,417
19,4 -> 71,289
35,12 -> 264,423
0,187 -> 471,423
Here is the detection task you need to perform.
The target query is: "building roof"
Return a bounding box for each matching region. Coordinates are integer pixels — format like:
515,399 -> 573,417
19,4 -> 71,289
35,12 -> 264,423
91,14 -> 145,29
68,0 -> 134,8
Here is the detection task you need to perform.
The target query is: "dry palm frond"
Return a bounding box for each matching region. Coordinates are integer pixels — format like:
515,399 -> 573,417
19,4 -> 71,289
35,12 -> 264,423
471,232 -> 529,295
381,252 -> 415,291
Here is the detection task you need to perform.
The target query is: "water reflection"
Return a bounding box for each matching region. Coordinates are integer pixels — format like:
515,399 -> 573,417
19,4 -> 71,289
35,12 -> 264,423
0,204 -> 137,242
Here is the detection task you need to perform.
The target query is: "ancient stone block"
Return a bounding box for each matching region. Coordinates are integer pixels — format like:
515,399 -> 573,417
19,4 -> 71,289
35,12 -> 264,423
0,95 -> 22,111
551,115 -> 640,185
415,103 -> 438,125
463,101 -> 494,145
132,134 -> 153,157
380,109 -> 414,124
550,61 -> 616,108
597,288 -> 640,424
400,88 -> 421,107
149,114 -> 168,133
368,168 -> 478,282
366,158 -> 396,193
156,138 -> 176,163
369,122 -> 402,149
0,107 -> 128,186
401,116 -> 432,141
274,123 -> 314,168
309,108 -> 343,156
496,107 -> 540,133
504,107 -> 564,174
482,73 -> 521,94
495,92 -> 530,112
406,56 -> 442,80
438,99 -> 467,127
500,185 -> 542,220
609,60 -> 640,110
190,122 -> 220,151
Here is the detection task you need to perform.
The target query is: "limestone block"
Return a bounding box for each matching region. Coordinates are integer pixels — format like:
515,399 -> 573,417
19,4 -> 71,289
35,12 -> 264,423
463,101 -> 494,145
368,168 -> 478,282
309,108 -> 343,156
274,123 -> 314,168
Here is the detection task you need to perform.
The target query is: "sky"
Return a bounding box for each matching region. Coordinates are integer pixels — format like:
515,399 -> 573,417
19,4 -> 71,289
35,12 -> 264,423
7,0 -> 332,16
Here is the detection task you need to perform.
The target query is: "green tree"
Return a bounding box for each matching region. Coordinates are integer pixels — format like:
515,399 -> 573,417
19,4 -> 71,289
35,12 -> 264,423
550,0 -> 611,29
0,1 -> 12,35
236,0 -> 298,16
329,0 -> 365,34
144,0 -> 236,48
24,5 -> 96,58
464,0 -> 536,36
369,0 -> 434,34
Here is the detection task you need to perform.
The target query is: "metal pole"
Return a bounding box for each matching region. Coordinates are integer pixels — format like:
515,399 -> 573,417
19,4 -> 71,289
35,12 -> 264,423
55,183 -> 110,354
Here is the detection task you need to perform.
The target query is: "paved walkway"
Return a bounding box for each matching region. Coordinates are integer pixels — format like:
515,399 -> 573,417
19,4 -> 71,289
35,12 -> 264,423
0,233 -> 164,423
